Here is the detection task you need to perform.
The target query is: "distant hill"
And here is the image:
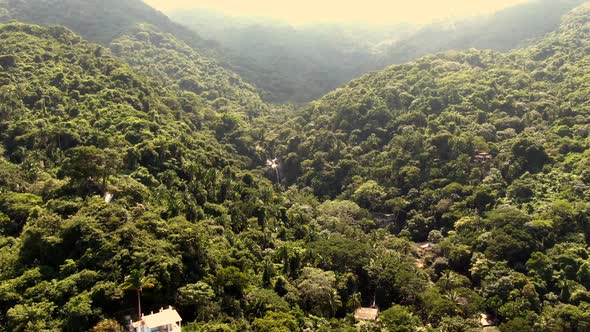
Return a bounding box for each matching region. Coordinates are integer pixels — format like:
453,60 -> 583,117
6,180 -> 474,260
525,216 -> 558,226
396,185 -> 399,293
0,0 -> 212,48
171,9 -> 416,103
375,0 -> 587,67
171,0 -> 586,104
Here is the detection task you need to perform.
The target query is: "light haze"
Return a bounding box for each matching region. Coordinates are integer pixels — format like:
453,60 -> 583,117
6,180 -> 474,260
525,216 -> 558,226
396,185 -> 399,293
144,0 -> 530,24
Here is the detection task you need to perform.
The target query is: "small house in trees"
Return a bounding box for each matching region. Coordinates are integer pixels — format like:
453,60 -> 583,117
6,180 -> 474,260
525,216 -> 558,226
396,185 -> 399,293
474,152 -> 493,162
418,242 -> 434,250
354,307 -> 379,321
480,313 -> 494,328
130,306 -> 182,332
417,242 -> 435,254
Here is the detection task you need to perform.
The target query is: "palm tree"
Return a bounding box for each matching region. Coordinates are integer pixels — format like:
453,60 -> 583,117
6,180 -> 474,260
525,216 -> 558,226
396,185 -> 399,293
328,289 -> 342,317
438,270 -> 460,292
347,292 -> 362,311
121,268 -> 157,319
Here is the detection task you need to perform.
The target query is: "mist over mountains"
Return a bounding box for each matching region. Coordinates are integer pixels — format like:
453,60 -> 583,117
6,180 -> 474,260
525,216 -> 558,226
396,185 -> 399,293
171,0 -> 585,103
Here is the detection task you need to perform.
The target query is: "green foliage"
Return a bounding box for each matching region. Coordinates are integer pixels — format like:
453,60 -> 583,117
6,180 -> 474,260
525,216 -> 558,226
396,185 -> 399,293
245,288 -> 290,317
178,281 -> 214,306
309,235 -> 370,273
0,192 -> 42,234
367,249 -> 428,307
251,311 -> 300,332
499,317 -> 533,332
62,146 -> 122,193
212,266 -> 250,298
296,267 -> 340,317
379,305 -> 421,332
6,302 -> 60,332
90,319 -> 124,332
352,180 -> 387,211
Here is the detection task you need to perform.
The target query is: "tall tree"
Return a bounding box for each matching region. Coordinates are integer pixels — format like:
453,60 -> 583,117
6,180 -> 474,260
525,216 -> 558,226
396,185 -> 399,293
121,269 -> 157,320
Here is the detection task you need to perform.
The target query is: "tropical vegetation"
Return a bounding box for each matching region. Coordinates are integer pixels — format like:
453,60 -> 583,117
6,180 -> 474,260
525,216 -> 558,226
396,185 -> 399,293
0,0 -> 589,331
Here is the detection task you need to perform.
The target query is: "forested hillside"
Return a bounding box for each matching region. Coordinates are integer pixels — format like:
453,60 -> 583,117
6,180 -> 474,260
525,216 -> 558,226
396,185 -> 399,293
0,0 -> 268,120
110,25 -> 266,119
0,22 -> 281,331
0,0 -> 590,331
260,2 -> 590,329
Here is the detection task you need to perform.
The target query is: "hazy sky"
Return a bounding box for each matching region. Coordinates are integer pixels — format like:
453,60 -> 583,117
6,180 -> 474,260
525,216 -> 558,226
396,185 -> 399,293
144,0 -> 531,24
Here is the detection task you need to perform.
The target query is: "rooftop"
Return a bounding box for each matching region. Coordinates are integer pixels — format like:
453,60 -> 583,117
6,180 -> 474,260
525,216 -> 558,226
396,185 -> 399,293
354,307 -> 379,321
131,306 -> 182,330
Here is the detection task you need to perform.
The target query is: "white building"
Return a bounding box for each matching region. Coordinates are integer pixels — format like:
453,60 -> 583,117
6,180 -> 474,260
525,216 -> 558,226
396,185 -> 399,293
131,306 -> 182,332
